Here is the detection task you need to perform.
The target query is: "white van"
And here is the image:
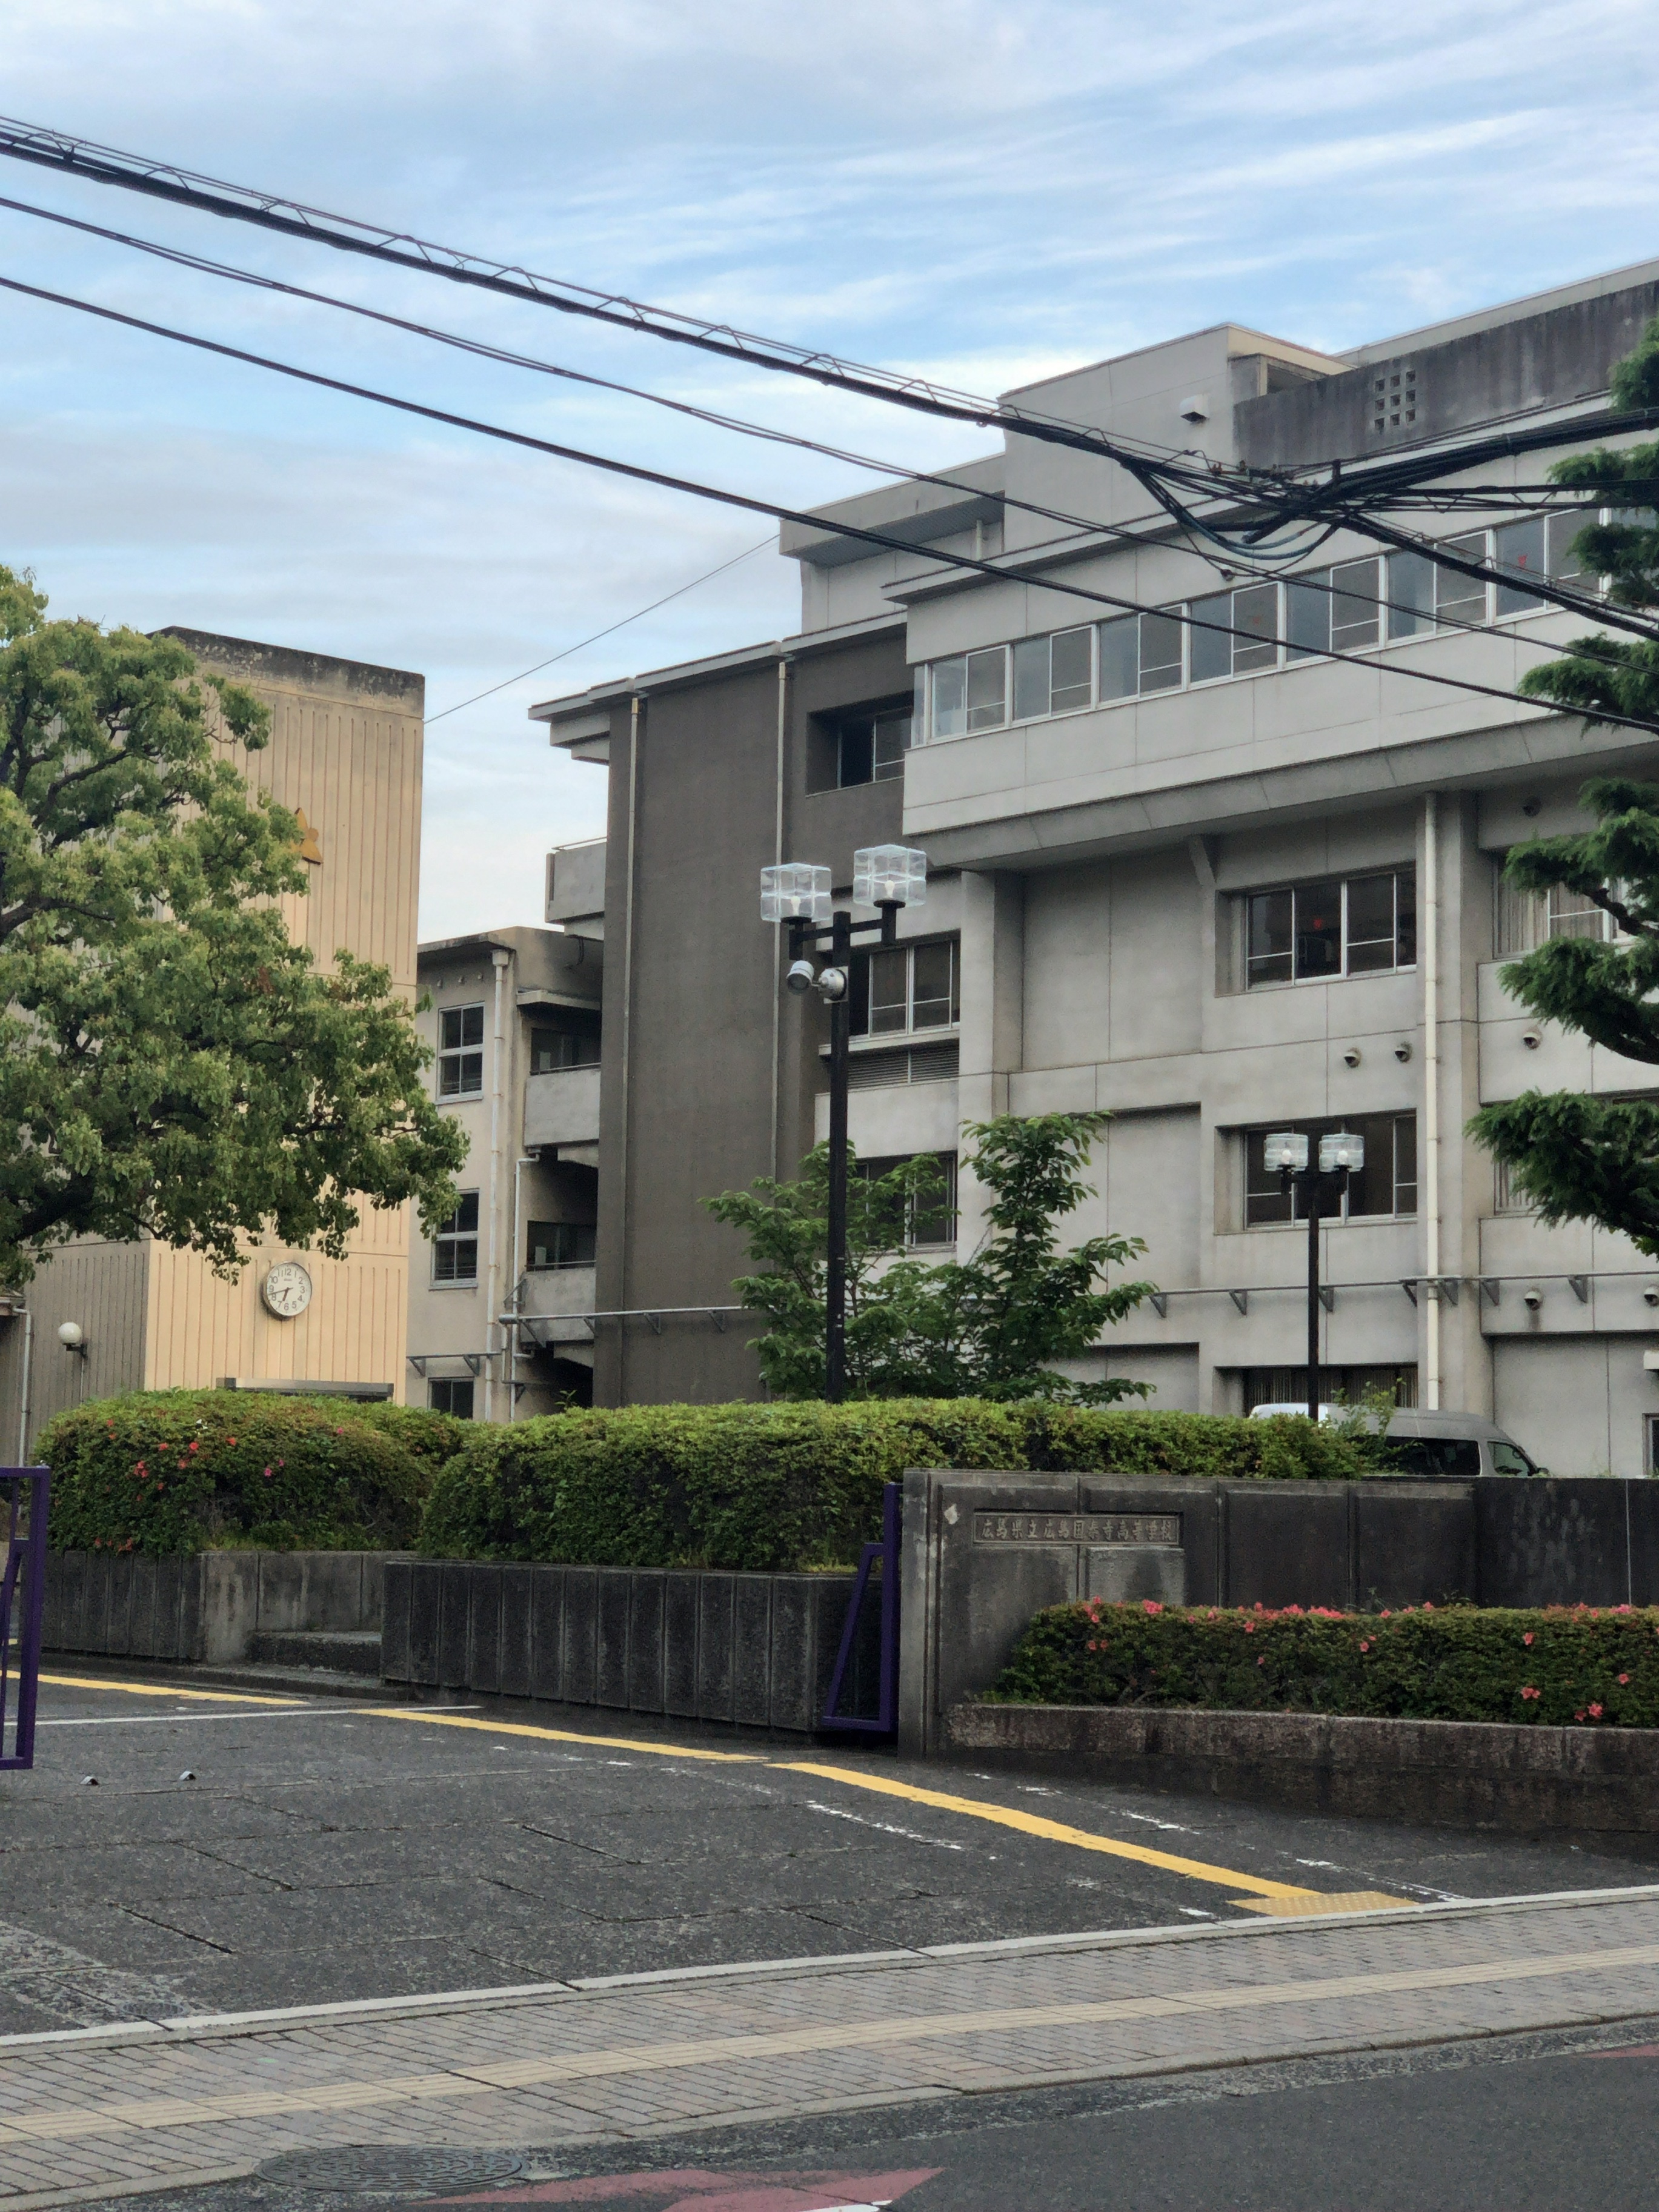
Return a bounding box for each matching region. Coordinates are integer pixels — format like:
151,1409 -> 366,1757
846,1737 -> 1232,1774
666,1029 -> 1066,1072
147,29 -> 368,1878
1248,1403 -> 1542,1476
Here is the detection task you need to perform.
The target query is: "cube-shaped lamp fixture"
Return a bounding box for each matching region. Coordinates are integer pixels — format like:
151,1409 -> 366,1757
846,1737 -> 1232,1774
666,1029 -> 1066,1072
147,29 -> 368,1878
760,862 -> 831,925
1262,1131 -> 1309,1175
853,844 -> 928,909
1319,1130 -> 1366,1175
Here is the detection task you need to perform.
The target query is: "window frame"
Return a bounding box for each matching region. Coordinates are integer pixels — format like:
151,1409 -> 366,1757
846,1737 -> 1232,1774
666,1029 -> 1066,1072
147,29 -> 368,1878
854,1151 -> 960,1250
849,937 -> 961,1041
437,1003 -> 485,1099
1242,867 -> 1417,991
428,1378 -> 474,1418
1240,1115 -> 1419,1229
431,1191 -> 480,1284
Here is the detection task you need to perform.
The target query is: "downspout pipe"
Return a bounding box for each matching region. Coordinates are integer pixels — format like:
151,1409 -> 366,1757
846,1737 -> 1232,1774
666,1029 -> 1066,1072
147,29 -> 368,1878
15,1307 -> 33,1462
485,946 -> 511,1421
1423,794 -> 1441,1410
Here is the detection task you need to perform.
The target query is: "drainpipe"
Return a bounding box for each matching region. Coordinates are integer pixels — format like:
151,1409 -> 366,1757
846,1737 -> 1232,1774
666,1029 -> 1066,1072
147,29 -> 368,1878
485,946 -> 511,1421
15,1307 -> 33,1462
507,1152 -> 539,1423
615,697 -> 640,1402
771,653 -> 788,1180
1423,794 -> 1441,1410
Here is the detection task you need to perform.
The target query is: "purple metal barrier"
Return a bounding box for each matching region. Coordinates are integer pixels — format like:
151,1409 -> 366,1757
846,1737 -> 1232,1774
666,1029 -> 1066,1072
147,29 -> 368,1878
820,1480 -> 899,1734
0,1468 -> 50,1772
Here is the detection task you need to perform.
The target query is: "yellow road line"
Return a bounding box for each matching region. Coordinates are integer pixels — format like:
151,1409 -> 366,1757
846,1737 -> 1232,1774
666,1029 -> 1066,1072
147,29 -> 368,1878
778,1761 -> 1372,1905
2,1938 -> 1654,2145
38,1675 -> 304,1708
364,1707 -> 762,1764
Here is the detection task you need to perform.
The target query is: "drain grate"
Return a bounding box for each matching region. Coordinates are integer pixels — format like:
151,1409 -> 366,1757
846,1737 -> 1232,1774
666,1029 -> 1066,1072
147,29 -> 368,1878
255,2145 -> 526,2194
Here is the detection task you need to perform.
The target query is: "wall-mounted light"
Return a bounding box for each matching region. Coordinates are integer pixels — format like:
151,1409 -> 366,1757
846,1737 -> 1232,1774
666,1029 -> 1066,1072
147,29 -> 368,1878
58,1321 -> 88,1358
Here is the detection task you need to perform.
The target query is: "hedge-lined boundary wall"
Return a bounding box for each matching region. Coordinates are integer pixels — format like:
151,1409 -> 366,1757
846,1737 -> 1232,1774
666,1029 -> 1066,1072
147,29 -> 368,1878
946,1702 -> 1659,1839
381,1560 -> 871,1735
43,1549 -> 409,1664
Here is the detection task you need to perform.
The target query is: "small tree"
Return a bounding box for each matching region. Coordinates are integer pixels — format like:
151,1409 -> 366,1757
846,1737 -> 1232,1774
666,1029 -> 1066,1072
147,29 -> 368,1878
0,568 -> 465,1281
1469,317 -> 1659,1243
704,1111 -> 1155,1402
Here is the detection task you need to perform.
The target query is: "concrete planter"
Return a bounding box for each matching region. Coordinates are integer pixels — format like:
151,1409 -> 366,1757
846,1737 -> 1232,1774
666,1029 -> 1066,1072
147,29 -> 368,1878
946,1699 -> 1659,1838
381,1559 -> 868,1734
42,1549 -> 410,1665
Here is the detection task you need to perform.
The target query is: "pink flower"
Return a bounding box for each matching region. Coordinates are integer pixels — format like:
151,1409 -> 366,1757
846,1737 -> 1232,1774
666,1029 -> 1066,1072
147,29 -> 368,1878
1575,1710 -> 1586,1722
1257,1656 -> 1266,1667
1520,1686 -> 1541,1701
1619,1673 -> 1631,1686
1618,1604 -> 1632,1615
1589,1703 -> 1604,1719
1359,1640 -> 1371,1653
263,1466 -> 273,1480
1245,1621 -> 1256,1634
1523,1633 -> 1534,1646
1423,1601 -> 1435,1611
1143,1600 -> 1163,1615
1381,1609 -> 1392,1618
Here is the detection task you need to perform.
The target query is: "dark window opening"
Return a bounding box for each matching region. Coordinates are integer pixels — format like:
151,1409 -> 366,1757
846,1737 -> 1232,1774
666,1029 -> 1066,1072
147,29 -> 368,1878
530,1012 -> 600,1071
433,1191 -> 480,1281
849,938 -> 959,1038
428,1378 -> 474,1418
438,1004 -> 484,1098
527,1220 -> 596,1270
1242,1366 -> 1418,1412
1245,868 -> 1415,987
854,1152 -> 959,1247
1243,1117 -> 1417,1227
812,697 -> 916,789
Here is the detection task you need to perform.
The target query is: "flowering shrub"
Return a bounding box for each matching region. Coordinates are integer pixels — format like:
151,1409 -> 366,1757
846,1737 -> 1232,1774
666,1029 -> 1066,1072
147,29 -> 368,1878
990,1598 -> 1659,1729
39,1389 -> 464,1554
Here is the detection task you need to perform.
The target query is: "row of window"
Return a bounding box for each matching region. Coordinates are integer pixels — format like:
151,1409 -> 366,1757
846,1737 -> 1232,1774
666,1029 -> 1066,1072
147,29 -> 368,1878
919,511 -> 1594,741
431,1195 -> 597,1284
438,1005 -> 602,1099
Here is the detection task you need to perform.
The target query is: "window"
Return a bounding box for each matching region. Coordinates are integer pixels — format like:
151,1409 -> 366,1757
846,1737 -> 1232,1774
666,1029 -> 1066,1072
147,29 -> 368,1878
830,705 -> 913,787
1244,868 -> 1415,987
855,1152 -> 959,1248
433,1192 -> 479,1282
1243,1116 -> 1417,1226
849,938 -> 959,1038
930,646 -> 1008,739
1191,582 -> 1278,683
527,1220 -> 595,1269
1012,627 -> 1092,719
1494,862 -> 1615,956
530,1018 -> 600,1071
1435,531 -> 1488,628
1243,1365 -> 1417,1412
428,1378 -> 474,1418
437,1004 -> 484,1098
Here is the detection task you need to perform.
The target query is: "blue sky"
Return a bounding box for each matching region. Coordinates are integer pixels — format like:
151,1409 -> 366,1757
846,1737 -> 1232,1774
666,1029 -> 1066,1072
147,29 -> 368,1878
5,1 -> 1659,935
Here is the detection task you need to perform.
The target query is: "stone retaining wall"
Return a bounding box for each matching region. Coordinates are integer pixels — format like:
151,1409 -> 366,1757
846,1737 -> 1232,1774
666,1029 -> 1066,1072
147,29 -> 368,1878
946,1701 -> 1659,1838
381,1559 -> 868,1734
42,1549 -> 407,1665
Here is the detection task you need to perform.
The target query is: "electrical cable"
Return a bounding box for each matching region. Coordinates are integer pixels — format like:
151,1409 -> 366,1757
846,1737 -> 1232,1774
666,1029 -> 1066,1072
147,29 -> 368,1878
7,265 -> 1657,739
0,188 -> 1572,660
425,535 -> 773,725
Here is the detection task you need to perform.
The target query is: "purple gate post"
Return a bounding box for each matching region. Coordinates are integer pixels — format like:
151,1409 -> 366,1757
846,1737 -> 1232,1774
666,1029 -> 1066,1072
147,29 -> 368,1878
0,1468 -> 50,1772
820,1480 -> 900,1735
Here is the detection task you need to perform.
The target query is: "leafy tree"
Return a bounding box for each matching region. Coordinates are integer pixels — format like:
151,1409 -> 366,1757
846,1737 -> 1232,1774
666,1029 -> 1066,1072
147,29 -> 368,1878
705,1111 -> 1155,1402
0,567 -> 465,1283
1469,318 -> 1659,1245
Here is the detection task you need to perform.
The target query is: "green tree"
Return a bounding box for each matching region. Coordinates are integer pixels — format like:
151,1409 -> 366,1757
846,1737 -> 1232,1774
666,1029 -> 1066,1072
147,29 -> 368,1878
1468,318 -> 1659,1243
704,1110 -> 1155,1402
0,568 -> 465,1283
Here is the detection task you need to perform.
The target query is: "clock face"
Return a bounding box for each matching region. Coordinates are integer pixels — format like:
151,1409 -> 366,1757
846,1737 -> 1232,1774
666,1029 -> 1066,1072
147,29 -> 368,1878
261,1261 -> 313,1320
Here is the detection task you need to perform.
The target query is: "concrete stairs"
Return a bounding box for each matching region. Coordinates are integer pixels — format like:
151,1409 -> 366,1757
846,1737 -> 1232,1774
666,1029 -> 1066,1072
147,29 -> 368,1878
248,1629 -> 384,1676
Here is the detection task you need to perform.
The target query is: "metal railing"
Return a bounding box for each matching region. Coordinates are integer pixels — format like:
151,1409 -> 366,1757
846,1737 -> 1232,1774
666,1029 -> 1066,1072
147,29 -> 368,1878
1,1467 -> 49,1773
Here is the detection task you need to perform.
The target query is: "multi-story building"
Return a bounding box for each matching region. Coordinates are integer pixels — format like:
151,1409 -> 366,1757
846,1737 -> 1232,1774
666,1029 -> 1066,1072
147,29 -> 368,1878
534,257 -> 1659,1477
0,632 -> 425,1453
407,917 -> 603,1418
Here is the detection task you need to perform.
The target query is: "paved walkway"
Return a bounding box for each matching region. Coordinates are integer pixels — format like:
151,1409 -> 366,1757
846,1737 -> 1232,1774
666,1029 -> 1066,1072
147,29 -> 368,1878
4,1887 -> 1659,2204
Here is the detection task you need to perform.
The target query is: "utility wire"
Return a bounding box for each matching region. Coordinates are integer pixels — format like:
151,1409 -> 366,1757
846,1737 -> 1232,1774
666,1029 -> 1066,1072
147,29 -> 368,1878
0,188 -> 1591,659
425,536 -> 773,725
7,266 -> 1657,739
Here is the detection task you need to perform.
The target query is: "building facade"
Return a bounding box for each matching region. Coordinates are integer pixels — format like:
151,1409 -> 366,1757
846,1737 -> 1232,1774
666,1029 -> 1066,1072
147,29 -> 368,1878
0,633 -> 425,1456
408,923 -> 602,1418
535,258 -> 1659,1478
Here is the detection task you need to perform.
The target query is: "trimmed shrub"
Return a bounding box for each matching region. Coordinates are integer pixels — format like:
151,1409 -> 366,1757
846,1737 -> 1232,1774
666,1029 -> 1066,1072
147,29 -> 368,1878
992,1597 -> 1659,1729
39,1389 -> 447,1555
417,1399 -> 1372,1572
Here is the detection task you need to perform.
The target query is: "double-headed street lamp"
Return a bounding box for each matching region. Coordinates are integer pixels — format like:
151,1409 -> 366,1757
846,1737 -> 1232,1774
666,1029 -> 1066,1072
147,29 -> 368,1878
760,844 -> 929,1403
1262,1129 -> 1366,1424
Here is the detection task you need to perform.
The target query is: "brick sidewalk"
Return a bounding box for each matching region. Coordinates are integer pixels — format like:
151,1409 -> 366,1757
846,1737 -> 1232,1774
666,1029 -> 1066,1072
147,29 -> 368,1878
4,1891 -> 1659,2204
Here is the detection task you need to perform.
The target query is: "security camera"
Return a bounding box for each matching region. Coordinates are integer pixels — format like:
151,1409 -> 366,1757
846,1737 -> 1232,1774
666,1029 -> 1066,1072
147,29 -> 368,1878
1522,797 -> 1543,817
1522,1029 -> 1541,1050
784,960 -> 817,996
1645,1287 -> 1659,1309
814,965 -> 848,1003
1523,1286 -> 1543,1310
1394,1041 -> 1412,1063
1343,1046 -> 1361,1068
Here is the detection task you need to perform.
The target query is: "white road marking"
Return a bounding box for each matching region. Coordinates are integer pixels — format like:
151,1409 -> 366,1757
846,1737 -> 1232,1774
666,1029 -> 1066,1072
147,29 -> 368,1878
803,1799 -> 968,1851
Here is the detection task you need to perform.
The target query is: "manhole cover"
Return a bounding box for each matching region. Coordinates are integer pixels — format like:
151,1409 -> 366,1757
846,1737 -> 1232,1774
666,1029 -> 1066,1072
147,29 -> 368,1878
255,2146 -> 525,2194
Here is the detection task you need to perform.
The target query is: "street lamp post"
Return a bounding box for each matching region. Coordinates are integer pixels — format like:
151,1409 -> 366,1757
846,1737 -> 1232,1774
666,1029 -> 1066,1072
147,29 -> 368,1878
761,845 -> 928,1403
1263,1129 -> 1365,1424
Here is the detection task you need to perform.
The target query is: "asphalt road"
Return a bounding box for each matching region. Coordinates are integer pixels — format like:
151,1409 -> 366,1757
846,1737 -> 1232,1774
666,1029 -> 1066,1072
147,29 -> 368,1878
1,1667 -> 1654,2040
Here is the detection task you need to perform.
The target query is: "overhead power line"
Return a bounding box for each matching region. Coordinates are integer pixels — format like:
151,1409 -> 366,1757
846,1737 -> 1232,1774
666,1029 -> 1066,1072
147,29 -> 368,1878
0,187 -> 1614,657
5,265 -> 1655,740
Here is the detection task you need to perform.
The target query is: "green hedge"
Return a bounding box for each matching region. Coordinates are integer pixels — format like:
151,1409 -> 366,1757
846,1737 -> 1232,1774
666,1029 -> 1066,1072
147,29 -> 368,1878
418,1400 -> 1380,1572
39,1389 -> 463,1555
992,1598 -> 1659,1728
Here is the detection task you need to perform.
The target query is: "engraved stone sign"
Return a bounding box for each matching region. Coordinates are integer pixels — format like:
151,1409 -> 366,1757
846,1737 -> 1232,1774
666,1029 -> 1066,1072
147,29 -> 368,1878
973,1512 -> 1181,1547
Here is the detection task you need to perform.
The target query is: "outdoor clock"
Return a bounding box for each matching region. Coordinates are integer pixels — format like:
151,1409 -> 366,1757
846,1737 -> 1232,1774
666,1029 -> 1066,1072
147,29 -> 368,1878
261,1261 -> 314,1320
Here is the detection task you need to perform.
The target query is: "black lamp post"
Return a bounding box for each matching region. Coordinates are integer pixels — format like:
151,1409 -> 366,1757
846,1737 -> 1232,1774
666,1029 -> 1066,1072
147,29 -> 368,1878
761,845 -> 928,1403
1263,1128 -> 1365,1423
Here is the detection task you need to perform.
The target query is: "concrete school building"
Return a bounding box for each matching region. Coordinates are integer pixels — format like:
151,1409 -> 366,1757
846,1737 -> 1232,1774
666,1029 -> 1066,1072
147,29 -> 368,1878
532,254 -> 1659,1478
0,631 -> 425,1458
